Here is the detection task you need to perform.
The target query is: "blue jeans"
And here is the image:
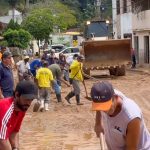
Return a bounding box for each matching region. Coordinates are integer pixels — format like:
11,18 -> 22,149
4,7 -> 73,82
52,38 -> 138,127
53,80 -> 61,95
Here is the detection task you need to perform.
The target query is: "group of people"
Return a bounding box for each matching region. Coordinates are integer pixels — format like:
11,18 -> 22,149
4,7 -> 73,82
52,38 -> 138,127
0,46 -> 150,150
0,46 -> 86,111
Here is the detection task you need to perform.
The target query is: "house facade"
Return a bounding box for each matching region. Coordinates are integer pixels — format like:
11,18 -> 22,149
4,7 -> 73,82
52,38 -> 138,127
0,9 -> 22,25
112,0 -> 150,65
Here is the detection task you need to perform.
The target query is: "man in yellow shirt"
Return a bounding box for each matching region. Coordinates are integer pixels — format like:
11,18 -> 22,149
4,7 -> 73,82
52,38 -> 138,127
36,61 -> 54,111
65,55 -> 85,105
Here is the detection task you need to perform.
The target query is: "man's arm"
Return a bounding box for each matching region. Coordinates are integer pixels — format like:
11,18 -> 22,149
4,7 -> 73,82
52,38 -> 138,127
0,67 -> 4,99
0,139 -> 12,150
9,132 -> 19,150
0,87 -> 4,99
60,78 -> 70,87
95,111 -> 104,137
125,118 -> 141,150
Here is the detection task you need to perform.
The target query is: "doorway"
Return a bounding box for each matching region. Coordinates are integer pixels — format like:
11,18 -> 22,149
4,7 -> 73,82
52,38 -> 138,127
144,36 -> 150,64
134,36 -> 139,63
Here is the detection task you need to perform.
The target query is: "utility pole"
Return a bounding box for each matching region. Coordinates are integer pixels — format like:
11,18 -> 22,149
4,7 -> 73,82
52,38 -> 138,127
95,0 -> 102,20
25,0 -> 29,9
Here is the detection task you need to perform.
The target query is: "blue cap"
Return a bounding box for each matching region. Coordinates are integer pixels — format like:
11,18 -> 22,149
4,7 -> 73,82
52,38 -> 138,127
91,81 -> 114,111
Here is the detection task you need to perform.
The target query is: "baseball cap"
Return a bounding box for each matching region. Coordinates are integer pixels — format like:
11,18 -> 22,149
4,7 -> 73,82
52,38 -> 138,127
2,51 -> 12,59
15,80 -> 38,100
91,81 -> 114,111
51,49 -> 55,53
24,56 -> 29,59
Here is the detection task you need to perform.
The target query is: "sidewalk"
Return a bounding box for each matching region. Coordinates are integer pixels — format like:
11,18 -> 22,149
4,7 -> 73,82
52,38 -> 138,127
127,65 -> 150,75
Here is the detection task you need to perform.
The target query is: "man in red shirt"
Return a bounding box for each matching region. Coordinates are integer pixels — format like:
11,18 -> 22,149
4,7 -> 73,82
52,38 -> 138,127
0,80 -> 38,150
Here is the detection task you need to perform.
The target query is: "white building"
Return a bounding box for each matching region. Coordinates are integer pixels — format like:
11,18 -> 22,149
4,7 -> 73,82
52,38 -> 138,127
112,0 -> 132,39
112,0 -> 150,65
0,9 -> 22,24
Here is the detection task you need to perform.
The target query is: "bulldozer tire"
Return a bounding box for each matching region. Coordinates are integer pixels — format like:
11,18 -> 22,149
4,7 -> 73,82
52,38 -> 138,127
109,67 -> 116,76
109,65 -> 126,76
116,65 -> 126,76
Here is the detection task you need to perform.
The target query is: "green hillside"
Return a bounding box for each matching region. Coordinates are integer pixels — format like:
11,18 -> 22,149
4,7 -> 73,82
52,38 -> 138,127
0,0 -> 9,16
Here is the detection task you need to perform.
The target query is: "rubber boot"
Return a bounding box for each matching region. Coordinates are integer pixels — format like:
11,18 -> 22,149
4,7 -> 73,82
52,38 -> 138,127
65,92 -> 75,104
56,94 -> 62,102
76,95 -> 83,105
39,100 -> 44,112
44,103 -> 49,111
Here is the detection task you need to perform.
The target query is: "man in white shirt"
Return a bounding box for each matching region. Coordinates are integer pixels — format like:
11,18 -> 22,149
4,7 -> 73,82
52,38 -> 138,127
91,81 -> 150,150
17,56 -> 32,81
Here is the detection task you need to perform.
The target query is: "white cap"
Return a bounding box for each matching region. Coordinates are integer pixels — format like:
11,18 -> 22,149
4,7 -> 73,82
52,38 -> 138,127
24,56 -> 29,59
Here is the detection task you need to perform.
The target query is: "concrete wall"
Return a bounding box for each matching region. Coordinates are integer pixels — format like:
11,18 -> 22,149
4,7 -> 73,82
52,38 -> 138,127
112,0 -> 132,39
134,33 -> 150,65
112,0 -> 150,65
120,13 -> 132,38
132,10 -> 150,30
132,10 -> 150,65
112,0 -> 117,39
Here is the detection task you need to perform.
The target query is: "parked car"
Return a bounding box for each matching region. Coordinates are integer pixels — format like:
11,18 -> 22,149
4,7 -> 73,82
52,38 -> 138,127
55,47 -> 80,58
50,44 -> 65,53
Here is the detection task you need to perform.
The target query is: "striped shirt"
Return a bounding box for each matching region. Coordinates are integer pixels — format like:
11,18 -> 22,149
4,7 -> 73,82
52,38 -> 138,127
0,97 -> 25,140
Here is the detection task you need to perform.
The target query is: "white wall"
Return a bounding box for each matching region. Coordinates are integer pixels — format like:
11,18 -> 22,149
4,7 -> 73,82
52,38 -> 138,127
112,0 -> 132,39
0,9 -> 22,24
132,10 -> 150,65
112,0 -> 118,39
132,10 -> 150,31
120,13 -> 132,38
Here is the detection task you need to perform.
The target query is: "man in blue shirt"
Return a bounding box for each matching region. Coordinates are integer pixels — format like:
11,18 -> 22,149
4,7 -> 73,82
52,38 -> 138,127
30,58 -> 43,77
0,51 -> 14,98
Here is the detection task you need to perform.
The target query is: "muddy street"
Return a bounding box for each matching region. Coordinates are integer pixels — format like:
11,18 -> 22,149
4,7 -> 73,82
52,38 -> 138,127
19,70 -> 150,150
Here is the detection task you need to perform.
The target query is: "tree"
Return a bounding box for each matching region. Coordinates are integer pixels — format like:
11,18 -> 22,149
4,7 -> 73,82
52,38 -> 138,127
27,0 -> 77,30
22,8 -> 53,42
5,19 -> 20,31
51,1 -> 77,31
3,28 -> 31,49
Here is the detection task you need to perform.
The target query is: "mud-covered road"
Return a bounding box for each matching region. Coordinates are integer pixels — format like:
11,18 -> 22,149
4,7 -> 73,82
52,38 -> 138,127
19,70 -> 150,150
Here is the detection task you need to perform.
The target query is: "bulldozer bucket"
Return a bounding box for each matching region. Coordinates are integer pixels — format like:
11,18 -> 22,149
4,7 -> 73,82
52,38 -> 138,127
83,39 -> 131,67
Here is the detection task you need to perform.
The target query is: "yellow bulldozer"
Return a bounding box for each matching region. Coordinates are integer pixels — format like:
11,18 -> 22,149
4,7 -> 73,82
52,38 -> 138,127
82,38 -> 131,76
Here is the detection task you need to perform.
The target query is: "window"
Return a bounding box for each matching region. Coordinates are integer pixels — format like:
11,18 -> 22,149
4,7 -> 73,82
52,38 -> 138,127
117,0 -> 120,15
123,0 -> 127,13
63,48 -> 71,54
72,48 -> 79,53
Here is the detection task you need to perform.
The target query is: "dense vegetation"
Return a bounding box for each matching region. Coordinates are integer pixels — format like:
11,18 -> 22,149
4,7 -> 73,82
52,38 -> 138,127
0,0 -> 112,25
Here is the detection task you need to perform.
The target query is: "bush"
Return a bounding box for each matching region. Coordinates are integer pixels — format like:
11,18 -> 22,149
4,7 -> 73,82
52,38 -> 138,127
0,40 -> 8,47
6,19 -> 20,31
3,29 -> 31,49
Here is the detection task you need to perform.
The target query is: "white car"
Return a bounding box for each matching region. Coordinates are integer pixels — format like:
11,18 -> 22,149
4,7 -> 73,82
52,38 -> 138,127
55,47 -> 80,58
